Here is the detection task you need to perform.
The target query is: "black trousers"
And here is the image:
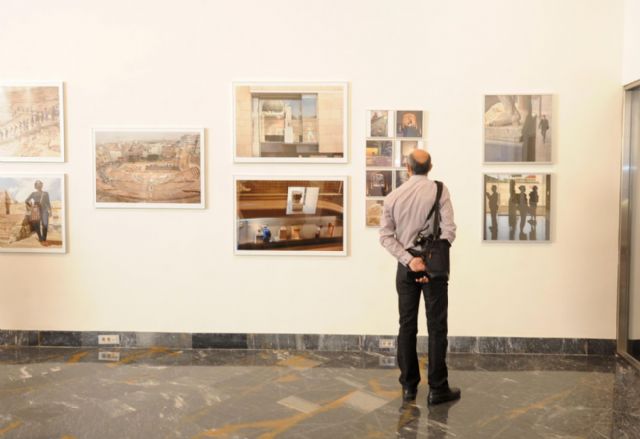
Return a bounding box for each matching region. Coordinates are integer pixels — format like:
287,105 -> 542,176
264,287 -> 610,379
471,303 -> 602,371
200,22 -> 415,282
396,263 -> 449,390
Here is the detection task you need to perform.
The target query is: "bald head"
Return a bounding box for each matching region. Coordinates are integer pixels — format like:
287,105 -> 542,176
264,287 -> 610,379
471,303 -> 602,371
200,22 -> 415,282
407,150 -> 432,176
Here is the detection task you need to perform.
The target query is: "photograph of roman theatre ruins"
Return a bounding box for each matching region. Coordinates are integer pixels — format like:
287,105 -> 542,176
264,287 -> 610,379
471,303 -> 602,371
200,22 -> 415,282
94,129 -> 203,207
235,178 -> 346,254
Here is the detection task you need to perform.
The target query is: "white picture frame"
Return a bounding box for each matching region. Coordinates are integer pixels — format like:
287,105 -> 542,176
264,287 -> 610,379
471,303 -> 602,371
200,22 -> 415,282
233,81 -> 349,164
234,175 -> 348,256
0,173 -> 66,253
0,80 -> 65,162
92,127 -> 206,209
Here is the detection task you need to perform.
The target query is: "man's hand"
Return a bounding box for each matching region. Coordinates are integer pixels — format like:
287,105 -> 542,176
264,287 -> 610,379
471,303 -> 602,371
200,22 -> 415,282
415,276 -> 429,284
408,257 -> 426,273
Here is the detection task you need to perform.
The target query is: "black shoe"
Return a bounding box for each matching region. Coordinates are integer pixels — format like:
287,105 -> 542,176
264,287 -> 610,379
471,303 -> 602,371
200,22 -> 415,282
402,386 -> 418,402
427,386 -> 461,405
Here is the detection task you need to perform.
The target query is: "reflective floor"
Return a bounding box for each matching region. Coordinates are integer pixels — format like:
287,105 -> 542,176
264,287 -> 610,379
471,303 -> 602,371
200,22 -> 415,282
0,348 -> 638,438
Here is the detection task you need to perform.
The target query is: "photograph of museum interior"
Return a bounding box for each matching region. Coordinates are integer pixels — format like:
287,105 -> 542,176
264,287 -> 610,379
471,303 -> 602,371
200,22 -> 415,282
484,94 -> 552,162
235,83 -> 345,160
366,140 -> 393,166
0,176 -> 64,252
94,130 -> 203,207
236,178 -> 345,253
396,110 -> 424,138
0,84 -> 62,160
484,173 -> 551,241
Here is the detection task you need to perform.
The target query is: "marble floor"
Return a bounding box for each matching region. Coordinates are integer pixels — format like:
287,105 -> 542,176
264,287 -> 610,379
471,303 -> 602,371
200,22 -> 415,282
0,348 -> 638,438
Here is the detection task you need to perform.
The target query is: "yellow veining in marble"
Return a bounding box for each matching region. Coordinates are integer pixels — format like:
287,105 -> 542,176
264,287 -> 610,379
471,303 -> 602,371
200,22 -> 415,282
108,347 -> 170,367
478,388 -> 573,427
193,391 -> 356,438
66,351 -> 89,364
276,355 -> 319,370
368,377 -> 399,400
275,373 -> 300,383
0,420 -> 22,436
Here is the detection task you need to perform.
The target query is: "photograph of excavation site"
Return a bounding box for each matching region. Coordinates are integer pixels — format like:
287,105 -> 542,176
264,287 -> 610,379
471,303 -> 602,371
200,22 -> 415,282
235,177 -> 347,255
93,128 -> 204,208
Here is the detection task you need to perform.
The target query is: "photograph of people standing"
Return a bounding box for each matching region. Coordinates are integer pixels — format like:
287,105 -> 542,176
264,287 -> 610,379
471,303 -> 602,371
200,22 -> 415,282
484,174 -> 551,241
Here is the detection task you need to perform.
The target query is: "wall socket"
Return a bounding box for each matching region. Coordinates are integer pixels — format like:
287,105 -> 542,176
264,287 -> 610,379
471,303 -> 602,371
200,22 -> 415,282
98,351 -> 120,362
379,356 -> 396,367
98,334 -> 120,345
379,339 -> 396,349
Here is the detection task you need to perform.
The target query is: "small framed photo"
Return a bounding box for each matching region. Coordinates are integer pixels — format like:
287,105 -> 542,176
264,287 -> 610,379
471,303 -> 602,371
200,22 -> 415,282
0,174 -> 66,253
484,94 -> 552,163
367,110 -> 394,138
0,81 -> 64,162
366,199 -> 384,227
394,169 -> 410,189
395,110 -> 424,138
234,82 -> 348,163
93,127 -> 205,209
366,140 -> 393,167
366,170 -> 392,197
235,176 -> 347,255
483,173 -> 551,242
394,139 -> 425,167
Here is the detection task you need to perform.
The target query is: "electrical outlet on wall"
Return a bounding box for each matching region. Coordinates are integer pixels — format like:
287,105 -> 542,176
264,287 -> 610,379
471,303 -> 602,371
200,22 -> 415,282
98,335 -> 120,345
98,351 -> 120,362
379,339 -> 396,349
379,356 -> 396,367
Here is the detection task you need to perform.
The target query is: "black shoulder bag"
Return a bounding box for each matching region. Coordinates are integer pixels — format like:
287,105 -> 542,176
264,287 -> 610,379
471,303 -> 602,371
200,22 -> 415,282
407,181 -> 451,280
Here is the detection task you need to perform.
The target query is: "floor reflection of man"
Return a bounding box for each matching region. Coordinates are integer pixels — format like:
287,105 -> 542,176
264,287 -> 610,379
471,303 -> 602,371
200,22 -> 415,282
485,185 -> 499,240
396,404 -> 420,439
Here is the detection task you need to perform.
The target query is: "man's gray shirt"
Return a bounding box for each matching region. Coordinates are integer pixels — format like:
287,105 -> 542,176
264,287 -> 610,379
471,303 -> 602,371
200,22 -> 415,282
379,175 -> 456,265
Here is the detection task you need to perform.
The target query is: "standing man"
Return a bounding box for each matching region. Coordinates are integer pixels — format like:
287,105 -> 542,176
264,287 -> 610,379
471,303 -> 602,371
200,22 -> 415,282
379,150 -> 460,405
485,184 -> 500,239
539,115 -> 549,143
25,180 -> 52,245
517,185 -> 529,236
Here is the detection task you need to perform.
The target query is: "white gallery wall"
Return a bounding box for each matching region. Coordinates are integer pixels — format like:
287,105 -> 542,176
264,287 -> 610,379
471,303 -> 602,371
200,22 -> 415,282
0,0 -> 626,338
624,0 -> 640,84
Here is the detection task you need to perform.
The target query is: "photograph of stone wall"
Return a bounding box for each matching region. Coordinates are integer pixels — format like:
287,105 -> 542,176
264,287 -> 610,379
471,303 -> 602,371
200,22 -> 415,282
234,83 -> 347,162
94,128 -> 204,208
235,177 -> 347,255
484,95 -> 552,163
0,82 -> 63,161
0,175 -> 65,253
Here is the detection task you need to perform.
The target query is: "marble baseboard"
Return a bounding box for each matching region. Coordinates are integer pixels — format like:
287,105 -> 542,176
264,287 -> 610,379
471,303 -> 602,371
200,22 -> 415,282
0,330 -> 617,356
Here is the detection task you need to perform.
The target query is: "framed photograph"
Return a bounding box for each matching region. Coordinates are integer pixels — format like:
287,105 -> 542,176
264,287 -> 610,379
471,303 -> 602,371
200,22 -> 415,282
0,174 -> 66,253
395,110 -> 424,138
367,110 -> 394,138
366,170 -> 392,197
366,199 -> 384,227
234,176 -> 347,256
483,173 -> 551,242
93,127 -> 205,208
394,169 -> 410,189
484,94 -> 552,163
366,140 -> 393,167
234,82 -> 348,163
394,139 -> 425,167
0,81 -> 64,162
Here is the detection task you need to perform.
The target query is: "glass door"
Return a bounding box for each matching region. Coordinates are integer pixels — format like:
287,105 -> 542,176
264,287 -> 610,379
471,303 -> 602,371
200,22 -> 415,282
618,82 -> 640,367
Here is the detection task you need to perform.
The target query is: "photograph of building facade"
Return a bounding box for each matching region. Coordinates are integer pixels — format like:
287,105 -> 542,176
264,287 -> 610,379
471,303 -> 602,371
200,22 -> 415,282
235,178 -> 346,255
0,175 -> 65,253
484,173 -> 551,241
234,83 -> 347,162
484,94 -> 552,162
0,82 -> 63,161
94,129 -> 204,208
